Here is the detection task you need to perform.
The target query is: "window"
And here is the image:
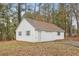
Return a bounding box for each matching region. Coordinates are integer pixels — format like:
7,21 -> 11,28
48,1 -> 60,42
26,31 -> 30,36
57,32 -> 60,35
18,32 -> 22,36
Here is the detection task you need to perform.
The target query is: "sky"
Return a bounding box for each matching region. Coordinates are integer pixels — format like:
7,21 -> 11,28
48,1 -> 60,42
9,3 -> 59,16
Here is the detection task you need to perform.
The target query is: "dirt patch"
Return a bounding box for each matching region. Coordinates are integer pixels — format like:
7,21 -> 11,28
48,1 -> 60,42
0,40 -> 78,56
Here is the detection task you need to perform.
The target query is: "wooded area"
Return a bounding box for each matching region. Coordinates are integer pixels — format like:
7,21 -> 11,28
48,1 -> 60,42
0,3 -> 79,40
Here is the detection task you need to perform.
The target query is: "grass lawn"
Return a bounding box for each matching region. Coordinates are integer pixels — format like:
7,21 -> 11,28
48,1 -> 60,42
0,40 -> 79,56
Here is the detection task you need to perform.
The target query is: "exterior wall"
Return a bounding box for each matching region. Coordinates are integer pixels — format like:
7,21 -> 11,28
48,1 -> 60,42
16,19 -> 37,42
35,31 -> 64,42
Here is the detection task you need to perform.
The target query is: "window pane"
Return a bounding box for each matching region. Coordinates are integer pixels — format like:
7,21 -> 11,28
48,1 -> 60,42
57,32 -> 60,35
26,31 -> 30,36
19,32 -> 22,36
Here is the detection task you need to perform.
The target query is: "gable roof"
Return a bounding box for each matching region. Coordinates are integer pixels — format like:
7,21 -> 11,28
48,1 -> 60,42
25,18 -> 64,32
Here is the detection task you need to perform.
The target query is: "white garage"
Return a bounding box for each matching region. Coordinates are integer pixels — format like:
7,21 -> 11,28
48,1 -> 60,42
16,18 -> 64,42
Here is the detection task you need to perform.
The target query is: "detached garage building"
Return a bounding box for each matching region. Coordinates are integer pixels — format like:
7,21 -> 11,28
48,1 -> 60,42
16,18 -> 64,42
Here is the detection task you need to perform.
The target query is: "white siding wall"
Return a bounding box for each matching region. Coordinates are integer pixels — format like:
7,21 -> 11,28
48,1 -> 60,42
35,31 -> 64,42
16,19 -> 37,42
35,31 -> 41,41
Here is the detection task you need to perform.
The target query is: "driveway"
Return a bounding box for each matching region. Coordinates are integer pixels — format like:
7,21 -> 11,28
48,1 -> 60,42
64,40 -> 79,47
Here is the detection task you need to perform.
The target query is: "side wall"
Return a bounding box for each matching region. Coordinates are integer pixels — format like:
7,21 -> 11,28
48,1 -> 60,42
35,31 -> 64,42
16,19 -> 37,42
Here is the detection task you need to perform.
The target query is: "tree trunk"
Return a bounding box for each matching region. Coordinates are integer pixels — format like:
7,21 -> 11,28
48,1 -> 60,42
34,3 -> 36,19
18,3 -> 21,24
51,3 -> 55,23
38,3 -> 41,14
25,3 -> 27,13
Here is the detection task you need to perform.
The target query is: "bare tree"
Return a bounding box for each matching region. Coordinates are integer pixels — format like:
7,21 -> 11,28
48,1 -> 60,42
25,3 -> 27,13
38,3 -> 42,14
71,4 -> 79,35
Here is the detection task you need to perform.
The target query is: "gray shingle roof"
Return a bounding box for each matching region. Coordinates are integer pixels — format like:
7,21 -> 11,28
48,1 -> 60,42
26,18 -> 64,32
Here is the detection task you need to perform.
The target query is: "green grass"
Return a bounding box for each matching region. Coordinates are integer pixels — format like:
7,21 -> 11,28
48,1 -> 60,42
0,40 -> 79,56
